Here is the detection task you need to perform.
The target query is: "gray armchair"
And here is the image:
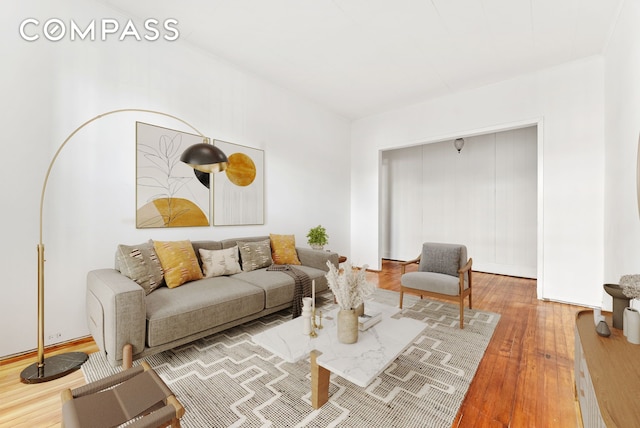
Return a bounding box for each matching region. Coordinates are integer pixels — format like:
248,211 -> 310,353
399,242 -> 473,328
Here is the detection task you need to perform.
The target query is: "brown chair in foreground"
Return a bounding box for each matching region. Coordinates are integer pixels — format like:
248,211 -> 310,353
399,242 -> 473,328
61,361 -> 184,428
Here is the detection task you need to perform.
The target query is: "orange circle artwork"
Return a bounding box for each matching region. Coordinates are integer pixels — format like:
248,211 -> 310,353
137,198 -> 209,227
226,153 -> 256,186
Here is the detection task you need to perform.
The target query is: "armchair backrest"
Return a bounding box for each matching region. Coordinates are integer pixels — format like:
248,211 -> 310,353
418,243 -> 468,279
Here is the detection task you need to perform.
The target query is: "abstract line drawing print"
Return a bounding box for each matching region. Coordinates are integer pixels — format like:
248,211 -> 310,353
136,122 -> 210,228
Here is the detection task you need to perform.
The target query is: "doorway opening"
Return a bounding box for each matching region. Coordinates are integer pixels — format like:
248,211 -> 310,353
379,124 -> 538,279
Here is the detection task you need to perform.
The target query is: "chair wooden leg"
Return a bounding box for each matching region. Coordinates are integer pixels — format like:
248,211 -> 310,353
459,296 -> 464,329
61,388 -> 73,428
399,289 -> 404,309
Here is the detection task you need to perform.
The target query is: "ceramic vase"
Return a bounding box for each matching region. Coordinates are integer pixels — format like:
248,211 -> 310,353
337,309 -> 358,344
301,297 -> 313,335
624,307 -> 640,344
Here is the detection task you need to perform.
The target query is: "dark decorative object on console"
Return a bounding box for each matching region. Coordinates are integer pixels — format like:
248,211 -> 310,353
596,320 -> 611,337
603,283 -> 631,329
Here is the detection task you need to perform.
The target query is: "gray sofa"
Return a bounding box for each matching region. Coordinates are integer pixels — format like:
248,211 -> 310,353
86,236 -> 338,367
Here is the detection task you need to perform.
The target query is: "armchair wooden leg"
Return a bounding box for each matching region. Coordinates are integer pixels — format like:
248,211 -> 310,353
399,289 -> 404,309
168,395 -> 184,427
459,296 -> 464,329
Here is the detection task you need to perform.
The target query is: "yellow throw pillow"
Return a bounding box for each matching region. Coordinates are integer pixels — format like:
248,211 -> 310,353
153,240 -> 203,288
270,234 -> 301,265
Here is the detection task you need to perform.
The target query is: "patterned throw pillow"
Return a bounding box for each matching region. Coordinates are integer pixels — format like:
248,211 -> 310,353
116,240 -> 164,295
199,246 -> 242,278
237,239 -> 273,272
153,240 -> 203,288
270,234 -> 301,265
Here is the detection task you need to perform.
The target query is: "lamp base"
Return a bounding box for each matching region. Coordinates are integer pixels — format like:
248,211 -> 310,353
20,352 -> 88,384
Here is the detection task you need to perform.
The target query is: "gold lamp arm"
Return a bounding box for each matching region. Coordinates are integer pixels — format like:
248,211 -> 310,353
24,108 -> 213,383
38,108 -> 207,244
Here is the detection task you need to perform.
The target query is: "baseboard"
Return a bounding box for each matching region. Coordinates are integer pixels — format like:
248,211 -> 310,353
0,335 -> 94,364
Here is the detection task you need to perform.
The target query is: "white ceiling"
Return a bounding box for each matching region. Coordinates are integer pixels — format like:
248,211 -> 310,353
98,0 -> 623,119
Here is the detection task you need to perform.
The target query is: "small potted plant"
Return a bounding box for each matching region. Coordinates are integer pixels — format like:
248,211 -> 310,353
307,225 -> 328,250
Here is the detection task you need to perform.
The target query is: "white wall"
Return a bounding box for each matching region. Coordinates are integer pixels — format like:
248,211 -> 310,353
381,127 -> 537,278
604,0 -> 640,309
352,57 -> 605,307
0,1 -> 351,358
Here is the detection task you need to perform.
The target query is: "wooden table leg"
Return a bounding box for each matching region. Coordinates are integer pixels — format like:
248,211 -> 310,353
311,350 -> 330,409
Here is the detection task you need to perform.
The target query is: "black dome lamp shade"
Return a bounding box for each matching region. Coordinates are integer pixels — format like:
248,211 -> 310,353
180,141 -> 228,173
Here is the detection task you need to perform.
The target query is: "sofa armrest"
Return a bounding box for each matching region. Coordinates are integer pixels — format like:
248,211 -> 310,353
86,269 -> 146,367
296,248 -> 339,271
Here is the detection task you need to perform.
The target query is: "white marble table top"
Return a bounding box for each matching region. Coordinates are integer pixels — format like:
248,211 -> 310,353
252,300 -> 425,388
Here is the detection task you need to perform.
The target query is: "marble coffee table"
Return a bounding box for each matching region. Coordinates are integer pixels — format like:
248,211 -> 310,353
252,300 -> 425,408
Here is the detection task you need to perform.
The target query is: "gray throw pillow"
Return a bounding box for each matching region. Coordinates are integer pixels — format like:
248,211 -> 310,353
116,240 -> 164,294
237,239 -> 273,272
420,245 -> 461,277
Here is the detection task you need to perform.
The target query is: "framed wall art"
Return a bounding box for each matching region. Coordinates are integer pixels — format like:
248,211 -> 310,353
136,121 -> 211,228
213,140 -> 264,225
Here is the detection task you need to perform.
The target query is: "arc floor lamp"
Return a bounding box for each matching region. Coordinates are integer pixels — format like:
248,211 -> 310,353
20,108 -> 228,383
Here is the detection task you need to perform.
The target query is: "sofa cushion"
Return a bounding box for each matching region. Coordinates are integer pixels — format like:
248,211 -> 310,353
115,240 -> 164,295
199,246 -> 242,277
220,236 -> 270,249
270,234 -> 301,265
237,239 -> 273,272
231,269 -> 294,308
145,277 -> 264,347
290,265 -> 330,293
233,265 -> 329,308
153,240 -> 203,288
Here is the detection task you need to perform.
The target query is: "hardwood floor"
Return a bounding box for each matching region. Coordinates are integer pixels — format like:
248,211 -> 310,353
370,260 -> 584,428
0,339 -> 98,428
0,261 -> 584,427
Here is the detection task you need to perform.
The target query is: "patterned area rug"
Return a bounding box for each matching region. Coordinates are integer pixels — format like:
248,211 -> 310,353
82,289 -> 499,427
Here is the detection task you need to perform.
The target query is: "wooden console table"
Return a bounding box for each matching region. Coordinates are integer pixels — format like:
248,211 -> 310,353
575,310 -> 640,427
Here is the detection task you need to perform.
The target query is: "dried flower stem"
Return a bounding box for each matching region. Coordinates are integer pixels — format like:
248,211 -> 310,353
620,274 -> 640,300
325,261 -> 376,310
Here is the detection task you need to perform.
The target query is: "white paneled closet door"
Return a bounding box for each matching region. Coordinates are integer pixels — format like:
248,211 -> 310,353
381,126 -> 537,278
380,145 -> 423,260
493,127 -> 537,277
